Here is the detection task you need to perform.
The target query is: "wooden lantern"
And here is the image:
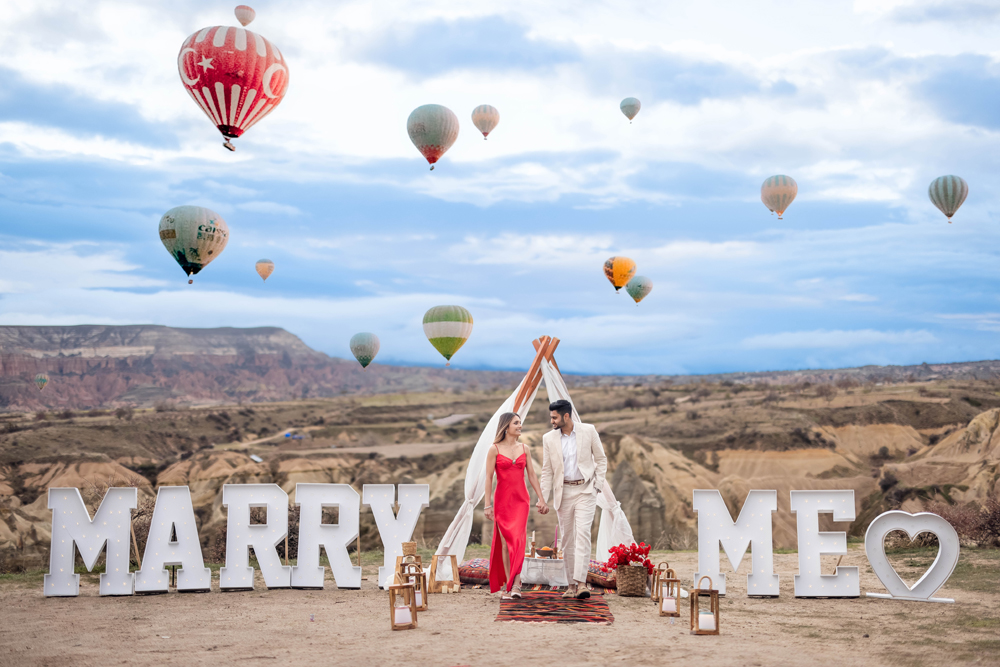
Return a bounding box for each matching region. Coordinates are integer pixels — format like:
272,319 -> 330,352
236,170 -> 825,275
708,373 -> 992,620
394,554 -> 423,583
428,554 -> 461,594
690,575 -> 720,635
651,561 -> 670,602
389,583 -> 418,631
400,562 -> 428,612
658,568 -> 681,617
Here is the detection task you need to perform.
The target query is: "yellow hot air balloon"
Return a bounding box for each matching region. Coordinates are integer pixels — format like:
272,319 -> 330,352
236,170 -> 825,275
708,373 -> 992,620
255,259 -> 274,282
603,256 -> 636,292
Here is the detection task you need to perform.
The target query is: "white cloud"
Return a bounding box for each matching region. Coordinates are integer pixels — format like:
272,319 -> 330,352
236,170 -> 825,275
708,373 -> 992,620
741,328 -> 937,349
0,241 -> 166,294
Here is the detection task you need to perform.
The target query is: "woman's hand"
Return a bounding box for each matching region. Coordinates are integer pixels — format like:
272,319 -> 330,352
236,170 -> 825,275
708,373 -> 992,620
535,500 -> 549,515
485,506 -> 495,521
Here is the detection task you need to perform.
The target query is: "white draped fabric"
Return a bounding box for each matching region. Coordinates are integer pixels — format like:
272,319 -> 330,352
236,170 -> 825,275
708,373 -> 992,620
434,357 -> 637,574
433,376 -> 541,571
538,359 -> 636,564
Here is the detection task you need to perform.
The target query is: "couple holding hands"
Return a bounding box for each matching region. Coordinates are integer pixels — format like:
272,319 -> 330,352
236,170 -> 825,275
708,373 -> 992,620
483,400 -> 607,600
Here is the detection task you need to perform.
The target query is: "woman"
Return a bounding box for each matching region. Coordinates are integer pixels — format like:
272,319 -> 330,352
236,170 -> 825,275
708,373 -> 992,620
484,412 -> 549,599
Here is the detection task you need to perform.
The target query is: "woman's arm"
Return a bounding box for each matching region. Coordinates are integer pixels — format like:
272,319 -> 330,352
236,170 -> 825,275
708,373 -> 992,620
484,446 -> 498,521
524,444 -> 549,514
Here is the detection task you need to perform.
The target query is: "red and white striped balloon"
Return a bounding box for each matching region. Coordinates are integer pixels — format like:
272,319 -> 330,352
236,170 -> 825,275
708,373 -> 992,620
177,21 -> 289,150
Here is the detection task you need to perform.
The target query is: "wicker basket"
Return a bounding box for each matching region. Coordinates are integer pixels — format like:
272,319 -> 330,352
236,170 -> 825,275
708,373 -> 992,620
616,564 -> 647,597
402,542 -> 417,557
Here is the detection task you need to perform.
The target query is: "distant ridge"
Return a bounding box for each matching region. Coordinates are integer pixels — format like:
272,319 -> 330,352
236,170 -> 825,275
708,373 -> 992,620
0,325 -> 523,411
1,325 -> 998,411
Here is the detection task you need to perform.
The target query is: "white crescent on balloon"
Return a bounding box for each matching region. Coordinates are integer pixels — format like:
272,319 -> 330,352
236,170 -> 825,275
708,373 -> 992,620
178,48 -> 200,86
262,63 -> 287,99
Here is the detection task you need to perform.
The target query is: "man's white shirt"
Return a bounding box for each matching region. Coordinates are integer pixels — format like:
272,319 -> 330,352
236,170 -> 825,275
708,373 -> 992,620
560,426 -> 584,481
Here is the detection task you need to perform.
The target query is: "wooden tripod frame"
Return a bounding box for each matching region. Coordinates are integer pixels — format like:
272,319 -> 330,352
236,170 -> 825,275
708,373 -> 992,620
511,336 -> 562,415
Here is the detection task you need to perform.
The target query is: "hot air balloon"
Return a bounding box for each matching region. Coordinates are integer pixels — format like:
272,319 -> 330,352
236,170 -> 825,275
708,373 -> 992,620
407,105 -> 459,170
760,175 -> 797,219
35,373 -> 48,391
471,105 -> 500,139
423,305 -> 473,366
625,276 -> 652,305
159,206 -> 230,284
350,332 -> 380,369
234,5 -> 255,26
620,97 -> 641,122
603,256 -> 637,292
177,9 -> 289,151
255,258 -> 274,282
929,175 -> 968,223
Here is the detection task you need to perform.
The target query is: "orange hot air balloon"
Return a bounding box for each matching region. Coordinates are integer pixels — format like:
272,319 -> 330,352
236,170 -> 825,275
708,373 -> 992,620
603,256 -> 636,292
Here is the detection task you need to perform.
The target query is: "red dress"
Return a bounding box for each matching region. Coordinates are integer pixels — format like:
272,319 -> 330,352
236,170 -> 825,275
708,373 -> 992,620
489,447 -> 529,593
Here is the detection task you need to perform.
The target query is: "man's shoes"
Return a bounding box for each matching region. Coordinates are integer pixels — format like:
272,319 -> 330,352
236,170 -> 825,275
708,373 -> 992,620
561,589 -> 576,599
575,589 -> 591,600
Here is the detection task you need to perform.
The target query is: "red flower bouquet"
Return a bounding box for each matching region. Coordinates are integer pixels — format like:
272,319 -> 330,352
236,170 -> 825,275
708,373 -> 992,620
601,542 -> 653,575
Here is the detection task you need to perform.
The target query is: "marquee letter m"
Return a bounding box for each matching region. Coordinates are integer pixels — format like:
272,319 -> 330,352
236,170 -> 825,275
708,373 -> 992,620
44,487 -> 137,597
693,489 -> 779,596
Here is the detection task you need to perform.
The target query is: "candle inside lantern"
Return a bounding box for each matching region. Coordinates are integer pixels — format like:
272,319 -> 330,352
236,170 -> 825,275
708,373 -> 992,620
698,610 -> 716,631
394,607 -> 412,625
415,591 -> 422,606
661,597 -> 676,613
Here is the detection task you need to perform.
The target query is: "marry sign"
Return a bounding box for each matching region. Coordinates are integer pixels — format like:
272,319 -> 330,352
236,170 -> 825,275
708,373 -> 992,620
43,484 -> 959,603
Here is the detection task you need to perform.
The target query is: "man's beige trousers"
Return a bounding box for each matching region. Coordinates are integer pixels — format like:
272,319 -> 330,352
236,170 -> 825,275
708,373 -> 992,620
556,483 -> 597,585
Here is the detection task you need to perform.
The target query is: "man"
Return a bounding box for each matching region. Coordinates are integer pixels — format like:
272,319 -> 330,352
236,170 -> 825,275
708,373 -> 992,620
540,399 -> 608,599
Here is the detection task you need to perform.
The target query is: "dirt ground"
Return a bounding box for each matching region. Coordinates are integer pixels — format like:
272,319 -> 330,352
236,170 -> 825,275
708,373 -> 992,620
1,544 -> 997,667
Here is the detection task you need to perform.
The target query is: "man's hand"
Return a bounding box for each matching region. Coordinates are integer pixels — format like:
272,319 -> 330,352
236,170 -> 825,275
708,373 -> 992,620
535,500 -> 549,515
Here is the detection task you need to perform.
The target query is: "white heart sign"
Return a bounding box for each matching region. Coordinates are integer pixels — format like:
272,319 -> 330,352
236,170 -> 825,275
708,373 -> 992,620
864,510 -> 959,603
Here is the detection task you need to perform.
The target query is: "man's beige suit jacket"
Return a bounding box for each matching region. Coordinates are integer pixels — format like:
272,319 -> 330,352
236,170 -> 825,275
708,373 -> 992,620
540,422 -> 608,511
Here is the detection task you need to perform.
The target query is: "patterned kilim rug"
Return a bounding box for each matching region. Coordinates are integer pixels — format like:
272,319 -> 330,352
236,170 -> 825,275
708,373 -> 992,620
463,583 -> 616,595
494,590 -> 614,624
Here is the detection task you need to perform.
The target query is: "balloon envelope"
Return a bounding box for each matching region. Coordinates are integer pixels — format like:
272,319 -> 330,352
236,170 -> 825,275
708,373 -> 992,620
760,175 -> 797,219
423,305 -> 473,363
255,259 -> 274,281
349,332 -> 380,368
620,97 -> 641,121
407,105 -> 459,169
471,104 -> 500,139
235,5 -> 255,26
603,256 -> 637,292
928,175 -> 968,222
625,276 -> 652,304
159,206 -> 229,281
35,373 -> 48,391
177,23 -> 289,149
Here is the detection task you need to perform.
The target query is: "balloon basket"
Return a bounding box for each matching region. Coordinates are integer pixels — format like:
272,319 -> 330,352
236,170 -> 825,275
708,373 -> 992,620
223,140 -> 235,152
188,279 -> 193,285
430,165 -> 435,171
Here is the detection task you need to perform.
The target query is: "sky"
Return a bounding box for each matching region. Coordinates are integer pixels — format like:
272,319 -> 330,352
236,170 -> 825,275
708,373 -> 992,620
2,0 -> 1000,375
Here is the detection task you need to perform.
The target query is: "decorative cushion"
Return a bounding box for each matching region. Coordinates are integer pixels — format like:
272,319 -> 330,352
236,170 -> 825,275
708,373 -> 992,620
459,558 -> 490,585
587,559 -> 616,589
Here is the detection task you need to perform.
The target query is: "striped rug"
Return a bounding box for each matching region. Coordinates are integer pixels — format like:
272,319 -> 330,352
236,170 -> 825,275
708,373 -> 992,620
494,590 -> 614,624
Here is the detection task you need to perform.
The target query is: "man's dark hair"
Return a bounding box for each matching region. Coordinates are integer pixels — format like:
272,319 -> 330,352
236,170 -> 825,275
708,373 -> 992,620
549,400 -> 573,418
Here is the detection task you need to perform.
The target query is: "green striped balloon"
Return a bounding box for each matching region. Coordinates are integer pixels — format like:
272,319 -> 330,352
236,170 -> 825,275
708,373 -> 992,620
349,332 -> 380,369
760,175 -> 797,219
423,305 -> 473,365
928,175 -> 968,223
625,276 -> 652,304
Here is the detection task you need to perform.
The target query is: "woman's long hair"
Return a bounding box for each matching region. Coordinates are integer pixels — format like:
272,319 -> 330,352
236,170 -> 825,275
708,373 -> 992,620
493,412 -> 518,444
